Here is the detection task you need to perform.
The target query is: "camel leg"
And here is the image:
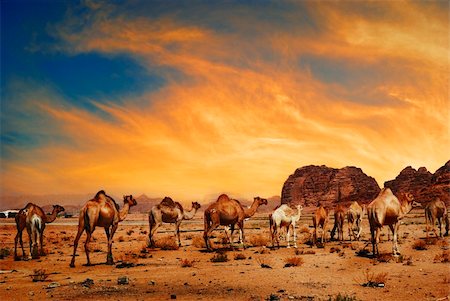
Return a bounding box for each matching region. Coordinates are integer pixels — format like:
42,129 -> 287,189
356,218 -> 362,240
330,222 -> 337,241
14,231 -> 21,260
286,225 -> 291,248
149,222 -> 162,248
84,231 -> 92,266
238,221 -> 245,249
27,227 -> 33,260
105,225 -> 116,265
39,225 -> 46,256
70,226 -> 85,268
175,221 -> 182,247
445,214 -> 449,237
370,224 -> 377,257
348,221 -> 353,241
292,222 -> 297,248
204,222 -> 219,251
437,217 -> 442,238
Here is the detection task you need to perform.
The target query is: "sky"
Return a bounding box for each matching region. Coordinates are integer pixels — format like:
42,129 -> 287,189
1,0 -> 449,202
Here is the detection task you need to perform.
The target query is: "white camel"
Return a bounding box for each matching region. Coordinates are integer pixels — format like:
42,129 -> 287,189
270,204 -> 303,248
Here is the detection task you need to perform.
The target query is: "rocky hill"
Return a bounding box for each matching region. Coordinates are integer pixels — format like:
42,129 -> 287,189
281,165 -> 380,208
384,160 -> 450,205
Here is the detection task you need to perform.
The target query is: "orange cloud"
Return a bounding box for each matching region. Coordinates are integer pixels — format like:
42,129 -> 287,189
1,1 -> 448,201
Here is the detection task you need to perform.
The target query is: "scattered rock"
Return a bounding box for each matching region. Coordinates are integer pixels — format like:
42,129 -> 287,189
268,294 -> 280,301
47,282 -> 60,289
261,263 -> 272,269
28,291 -> 34,296
170,294 -> 177,299
81,278 -> 94,288
117,276 -> 129,285
148,280 -> 156,285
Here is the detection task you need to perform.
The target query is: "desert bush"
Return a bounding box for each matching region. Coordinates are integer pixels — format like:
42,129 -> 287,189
328,293 -> 359,301
412,240 -> 427,250
376,253 -> 393,263
0,247 -> 11,259
156,236 -> 179,250
284,256 -> 304,267
192,235 -> 206,248
299,224 -> 310,234
234,253 -> 246,260
210,252 -> 228,262
126,230 -> 134,236
30,269 -> 49,282
180,258 -> 196,267
434,250 -> 450,263
360,269 -> 388,287
248,234 -> 269,247
330,247 -> 342,254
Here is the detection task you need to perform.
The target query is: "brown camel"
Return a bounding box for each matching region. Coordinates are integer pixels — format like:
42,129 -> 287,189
347,201 -> 364,241
367,188 -> 420,257
312,206 -> 329,245
425,198 -> 449,238
148,197 -> 201,247
70,191 -> 137,267
14,203 -> 65,260
330,204 -> 346,241
203,194 -> 267,250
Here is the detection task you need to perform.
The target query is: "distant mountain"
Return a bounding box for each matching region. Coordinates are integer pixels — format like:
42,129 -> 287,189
132,194 -> 162,213
384,160 -> 450,205
0,193 -> 94,211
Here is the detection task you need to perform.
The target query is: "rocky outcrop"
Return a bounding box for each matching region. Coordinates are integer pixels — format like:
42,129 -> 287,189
281,165 -> 380,208
384,161 -> 450,205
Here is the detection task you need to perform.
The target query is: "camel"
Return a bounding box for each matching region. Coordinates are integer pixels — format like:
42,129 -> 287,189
347,201 -> 364,241
270,204 -> 303,248
14,203 -> 65,260
148,197 -> 201,247
203,194 -> 267,250
367,188 -> 421,257
312,206 -> 329,245
425,198 -> 449,238
330,204 -> 346,241
70,191 -> 137,267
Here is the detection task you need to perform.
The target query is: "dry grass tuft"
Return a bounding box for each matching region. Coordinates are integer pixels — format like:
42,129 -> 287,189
0,247 -> 11,259
412,240 -> 427,250
248,234 -> 269,247
295,248 -> 316,255
359,269 -> 388,287
156,236 -> 179,250
327,293 -> 359,301
330,247 -> 342,254
284,256 -> 304,267
234,253 -> 247,260
192,235 -> 206,248
376,253 -> 393,263
299,224 -> 311,234
210,252 -> 228,262
180,258 -> 196,267
30,269 -> 49,282
118,236 -> 125,242
126,230 -> 134,236
434,250 -> 450,263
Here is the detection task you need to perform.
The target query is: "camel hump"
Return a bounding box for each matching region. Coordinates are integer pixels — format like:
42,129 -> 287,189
175,202 -> 184,213
95,190 -> 106,199
160,197 -> 176,207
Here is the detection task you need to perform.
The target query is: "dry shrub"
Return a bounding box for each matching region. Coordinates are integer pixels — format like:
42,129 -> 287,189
284,257 -> 304,267
118,236 -> 125,242
437,239 -> 449,248
156,236 -> 179,250
30,269 -> 48,282
0,247 -> 11,259
360,269 -> 388,287
299,224 -> 310,234
330,247 -> 342,254
256,257 -> 272,269
295,248 -> 315,255
184,234 -> 194,240
234,253 -> 246,260
192,235 -> 206,248
350,243 -> 359,250
210,252 -> 228,262
403,256 -> 413,266
376,253 -> 393,263
248,234 -> 269,247
180,258 -> 196,267
126,230 -> 134,236
412,240 -> 427,250
434,250 -> 450,263
328,293 -> 359,301
257,247 -> 271,254
140,230 -> 148,235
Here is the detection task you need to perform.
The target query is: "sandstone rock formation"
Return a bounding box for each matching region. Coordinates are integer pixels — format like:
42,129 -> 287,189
281,165 -> 380,208
384,161 -> 450,205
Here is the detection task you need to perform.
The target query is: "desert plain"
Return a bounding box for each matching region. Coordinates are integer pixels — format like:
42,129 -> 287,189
0,210 -> 449,301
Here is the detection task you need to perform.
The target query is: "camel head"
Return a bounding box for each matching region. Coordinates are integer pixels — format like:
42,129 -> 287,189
53,205 -> 65,215
123,195 -> 138,207
191,202 -> 201,210
400,192 -> 421,209
296,204 -> 304,212
254,196 -> 268,206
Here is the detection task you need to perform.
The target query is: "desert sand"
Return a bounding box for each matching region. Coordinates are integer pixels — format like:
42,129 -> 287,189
0,209 -> 449,301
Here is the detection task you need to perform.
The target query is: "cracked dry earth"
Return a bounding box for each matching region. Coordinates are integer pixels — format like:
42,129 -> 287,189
0,211 -> 449,300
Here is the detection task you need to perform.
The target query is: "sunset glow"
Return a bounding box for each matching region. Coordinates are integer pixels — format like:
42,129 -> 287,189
1,1 -> 449,202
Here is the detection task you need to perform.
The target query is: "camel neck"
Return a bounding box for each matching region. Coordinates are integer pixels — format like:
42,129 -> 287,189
183,206 -> 198,220
45,210 -> 58,223
244,201 -> 259,218
119,203 -> 130,222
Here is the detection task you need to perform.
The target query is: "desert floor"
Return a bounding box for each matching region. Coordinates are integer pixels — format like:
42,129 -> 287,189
0,209 -> 449,301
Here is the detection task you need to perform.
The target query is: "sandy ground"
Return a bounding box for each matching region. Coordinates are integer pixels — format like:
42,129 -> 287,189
0,210 -> 449,301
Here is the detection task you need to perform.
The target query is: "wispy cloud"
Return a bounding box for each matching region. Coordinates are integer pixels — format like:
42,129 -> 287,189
1,1 -> 448,200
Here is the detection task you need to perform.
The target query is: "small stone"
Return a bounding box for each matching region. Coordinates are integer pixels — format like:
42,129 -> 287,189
117,276 -> 129,285
170,294 -> 177,299
148,280 -> 156,285
28,291 -> 34,296
47,282 -> 60,289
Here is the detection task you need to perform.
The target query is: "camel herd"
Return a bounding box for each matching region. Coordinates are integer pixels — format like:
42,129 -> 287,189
12,188 -> 449,267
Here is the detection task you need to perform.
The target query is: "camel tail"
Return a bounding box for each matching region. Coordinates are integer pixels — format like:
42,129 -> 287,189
31,215 -> 42,234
